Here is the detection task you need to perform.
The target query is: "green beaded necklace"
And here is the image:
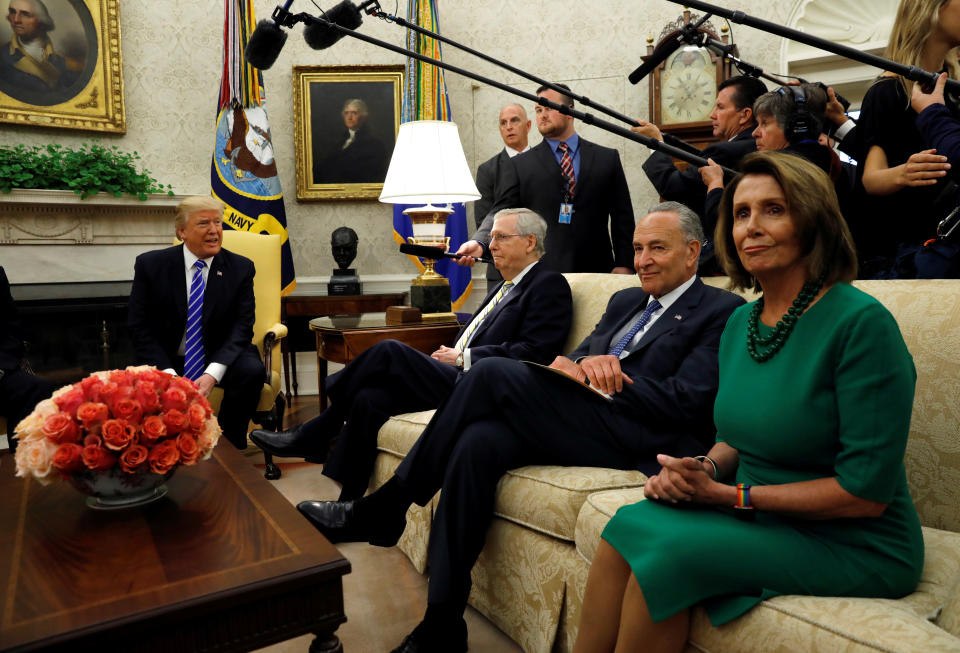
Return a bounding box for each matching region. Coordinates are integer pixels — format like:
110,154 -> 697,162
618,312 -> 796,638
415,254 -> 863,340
746,277 -> 824,363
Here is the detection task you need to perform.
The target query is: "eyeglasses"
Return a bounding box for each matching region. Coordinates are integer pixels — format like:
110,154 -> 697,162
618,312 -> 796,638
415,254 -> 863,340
489,233 -> 525,243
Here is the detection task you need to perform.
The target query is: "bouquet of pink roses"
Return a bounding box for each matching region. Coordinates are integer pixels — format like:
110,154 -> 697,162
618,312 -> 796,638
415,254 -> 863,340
14,366 -> 221,485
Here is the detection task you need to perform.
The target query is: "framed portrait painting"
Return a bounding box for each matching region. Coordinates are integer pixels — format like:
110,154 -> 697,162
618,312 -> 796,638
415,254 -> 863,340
293,64 -> 403,201
0,0 -> 125,133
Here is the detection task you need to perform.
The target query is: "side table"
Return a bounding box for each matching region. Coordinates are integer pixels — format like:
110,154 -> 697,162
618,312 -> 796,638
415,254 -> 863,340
310,312 -> 463,410
282,292 -> 406,395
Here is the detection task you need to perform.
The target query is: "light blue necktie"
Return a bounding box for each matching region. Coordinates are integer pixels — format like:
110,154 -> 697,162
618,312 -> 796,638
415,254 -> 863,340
183,260 -> 206,381
607,299 -> 662,357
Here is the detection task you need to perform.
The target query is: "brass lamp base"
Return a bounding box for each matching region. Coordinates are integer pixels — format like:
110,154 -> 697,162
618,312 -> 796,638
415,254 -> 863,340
405,205 -> 455,315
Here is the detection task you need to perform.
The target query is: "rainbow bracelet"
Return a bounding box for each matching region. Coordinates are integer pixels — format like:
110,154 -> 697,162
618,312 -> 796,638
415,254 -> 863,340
735,483 -> 755,511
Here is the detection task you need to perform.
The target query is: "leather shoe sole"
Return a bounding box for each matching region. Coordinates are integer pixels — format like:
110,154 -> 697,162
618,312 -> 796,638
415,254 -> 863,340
296,499 -> 405,547
249,424 -> 328,462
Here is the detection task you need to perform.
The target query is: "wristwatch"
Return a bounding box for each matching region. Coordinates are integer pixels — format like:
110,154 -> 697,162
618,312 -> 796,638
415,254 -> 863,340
455,351 -> 464,369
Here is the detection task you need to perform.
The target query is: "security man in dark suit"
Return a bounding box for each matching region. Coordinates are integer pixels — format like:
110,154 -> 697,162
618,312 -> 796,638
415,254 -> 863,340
250,208 -> 573,500
473,103 -> 532,284
127,196 -> 264,449
637,75 -> 767,220
297,201 -> 746,653
0,265 -> 54,454
460,83 -> 636,275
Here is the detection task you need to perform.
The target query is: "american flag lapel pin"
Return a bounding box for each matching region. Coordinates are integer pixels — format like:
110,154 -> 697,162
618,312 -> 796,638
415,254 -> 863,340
674,314 -> 682,320
217,270 -> 223,277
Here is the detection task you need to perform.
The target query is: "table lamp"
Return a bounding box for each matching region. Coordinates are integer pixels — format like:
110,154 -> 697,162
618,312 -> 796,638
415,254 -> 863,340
379,120 -> 480,320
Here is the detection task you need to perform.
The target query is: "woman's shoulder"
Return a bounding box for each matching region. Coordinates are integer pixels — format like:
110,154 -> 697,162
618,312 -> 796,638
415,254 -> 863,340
820,283 -> 904,337
862,76 -> 908,110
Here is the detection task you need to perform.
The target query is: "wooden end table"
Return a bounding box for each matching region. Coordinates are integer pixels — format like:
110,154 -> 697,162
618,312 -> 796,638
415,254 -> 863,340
0,443 -> 350,652
282,293 -> 407,396
310,313 -> 463,410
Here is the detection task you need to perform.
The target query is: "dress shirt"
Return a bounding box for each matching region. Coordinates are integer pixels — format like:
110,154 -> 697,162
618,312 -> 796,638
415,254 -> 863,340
505,145 -> 531,158
461,259 -> 538,371
168,248 -> 226,382
607,275 -> 697,359
545,133 -> 581,181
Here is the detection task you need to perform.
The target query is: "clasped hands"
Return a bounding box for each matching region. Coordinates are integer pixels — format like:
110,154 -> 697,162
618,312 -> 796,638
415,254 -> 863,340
644,453 -> 722,505
548,354 -> 633,395
431,345 -> 460,366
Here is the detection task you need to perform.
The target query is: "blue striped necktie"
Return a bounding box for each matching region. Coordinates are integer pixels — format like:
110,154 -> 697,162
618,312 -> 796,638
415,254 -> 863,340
608,299 -> 661,357
183,260 -> 206,381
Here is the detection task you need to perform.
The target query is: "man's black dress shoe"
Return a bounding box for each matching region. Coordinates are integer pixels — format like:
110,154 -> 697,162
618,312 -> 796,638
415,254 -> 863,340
390,620 -> 468,653
296,499 -> 406,547
249,424 -> 328,462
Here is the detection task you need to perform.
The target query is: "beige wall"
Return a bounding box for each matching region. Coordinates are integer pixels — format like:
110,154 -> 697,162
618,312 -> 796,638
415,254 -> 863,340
0,0 -> 792,285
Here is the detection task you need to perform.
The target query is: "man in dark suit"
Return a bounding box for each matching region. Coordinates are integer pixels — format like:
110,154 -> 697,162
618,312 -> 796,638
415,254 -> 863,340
473,103 -> 532,230
298,202 -> 745,653
637,75 -> 767,220
250,209 -> 572,500
127,196 -> 264,449
459,84 -> 635,275
312,98 -> 388,184
473,103 -> 532,285
1,265 -> 54,453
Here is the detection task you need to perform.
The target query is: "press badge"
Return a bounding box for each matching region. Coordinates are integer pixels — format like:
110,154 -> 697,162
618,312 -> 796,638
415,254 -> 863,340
559,203 -> 573,224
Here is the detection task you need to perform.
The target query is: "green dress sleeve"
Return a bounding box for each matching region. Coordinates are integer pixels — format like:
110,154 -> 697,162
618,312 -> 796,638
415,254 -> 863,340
833,301 -> 916,503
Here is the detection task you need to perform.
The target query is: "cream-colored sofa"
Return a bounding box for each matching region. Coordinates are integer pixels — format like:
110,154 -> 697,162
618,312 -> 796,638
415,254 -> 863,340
370,275 -> 960,653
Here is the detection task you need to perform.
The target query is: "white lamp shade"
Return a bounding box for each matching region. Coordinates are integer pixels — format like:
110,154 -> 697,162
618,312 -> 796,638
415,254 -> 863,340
379,120 -> 481,205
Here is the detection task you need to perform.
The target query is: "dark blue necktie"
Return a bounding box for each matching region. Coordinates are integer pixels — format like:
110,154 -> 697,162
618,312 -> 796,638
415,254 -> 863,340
608,299 -> 662,357
183,260 -> 206,380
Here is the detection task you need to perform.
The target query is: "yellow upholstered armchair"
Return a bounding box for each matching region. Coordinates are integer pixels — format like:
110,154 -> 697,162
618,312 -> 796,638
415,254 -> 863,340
207,230 -> 288,479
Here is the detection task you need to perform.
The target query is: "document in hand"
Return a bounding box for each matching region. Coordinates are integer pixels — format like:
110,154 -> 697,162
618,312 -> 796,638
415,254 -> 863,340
521,360 -> 614,402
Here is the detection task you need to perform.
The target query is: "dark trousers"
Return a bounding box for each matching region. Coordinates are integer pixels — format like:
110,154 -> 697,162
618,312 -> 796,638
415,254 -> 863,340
393,357 -> 672,610
320,340 -> 460,498
180,346 -> 264,449
1,368 -> 55,453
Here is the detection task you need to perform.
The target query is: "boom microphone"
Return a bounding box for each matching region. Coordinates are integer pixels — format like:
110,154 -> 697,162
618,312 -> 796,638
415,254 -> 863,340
245,0 -> 295,70
304,0 -> 364,50
628,37 -> 684,85
399,243 -> 493,265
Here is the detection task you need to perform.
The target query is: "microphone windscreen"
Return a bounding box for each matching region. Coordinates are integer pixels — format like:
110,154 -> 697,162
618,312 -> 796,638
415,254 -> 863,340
245,20 -> 287,70
627,37 -> 683,85
399,243 -> 447,259
304,0 -> 363,50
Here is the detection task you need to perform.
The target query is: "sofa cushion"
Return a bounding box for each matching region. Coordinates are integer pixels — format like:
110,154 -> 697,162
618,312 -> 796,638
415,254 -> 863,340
494,466 -> 647,542
574,487 -> 645,562
377,410 -> 435,457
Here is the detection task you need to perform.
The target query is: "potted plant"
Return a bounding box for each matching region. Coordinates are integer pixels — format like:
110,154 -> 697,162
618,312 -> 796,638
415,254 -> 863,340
0,141 -> 174,200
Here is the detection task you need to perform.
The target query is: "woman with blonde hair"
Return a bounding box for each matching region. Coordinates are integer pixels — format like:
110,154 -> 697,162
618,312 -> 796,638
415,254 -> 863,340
857,0 -> 960,276
573,152 -> 922,653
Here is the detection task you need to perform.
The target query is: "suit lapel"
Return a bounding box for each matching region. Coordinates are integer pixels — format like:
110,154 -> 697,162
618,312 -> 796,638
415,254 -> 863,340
625,279 -> 705,357
203,251 -> 226,325
173,245 -> 188,325
575,138 -> 594,198
466,265 -> 538,343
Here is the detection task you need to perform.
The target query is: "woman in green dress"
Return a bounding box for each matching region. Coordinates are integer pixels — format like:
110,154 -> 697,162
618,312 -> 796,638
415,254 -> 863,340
573,151 -> 923,653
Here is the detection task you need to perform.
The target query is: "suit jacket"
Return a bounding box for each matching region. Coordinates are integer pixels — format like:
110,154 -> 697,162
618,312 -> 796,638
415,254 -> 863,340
0,266 -> 26,372
477,138 -> 635,273
455,262 -> 572,365
127,245 -> 257,372
472,149 -> 511,282
312,124 -> 388,184
568,278 -> 745,445
473,149 -> 509,230
642,129 -> 756,220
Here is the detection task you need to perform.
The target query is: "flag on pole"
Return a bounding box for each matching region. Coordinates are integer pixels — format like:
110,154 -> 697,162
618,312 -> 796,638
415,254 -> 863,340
211,0 -> 296,294
391,0 -> 472,310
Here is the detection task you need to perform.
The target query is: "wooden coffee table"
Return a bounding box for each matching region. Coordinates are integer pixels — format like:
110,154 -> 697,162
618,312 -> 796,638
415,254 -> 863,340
0,443 -> 350,652
310,313 -> 463,410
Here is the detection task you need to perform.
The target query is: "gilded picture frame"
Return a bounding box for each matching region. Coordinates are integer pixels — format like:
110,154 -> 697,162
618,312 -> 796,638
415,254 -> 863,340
0,0 -> 125,133
293,64 -> 403,201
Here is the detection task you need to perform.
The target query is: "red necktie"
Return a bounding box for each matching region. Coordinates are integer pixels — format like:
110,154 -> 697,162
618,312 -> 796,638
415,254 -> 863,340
557,142 -> 576,199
